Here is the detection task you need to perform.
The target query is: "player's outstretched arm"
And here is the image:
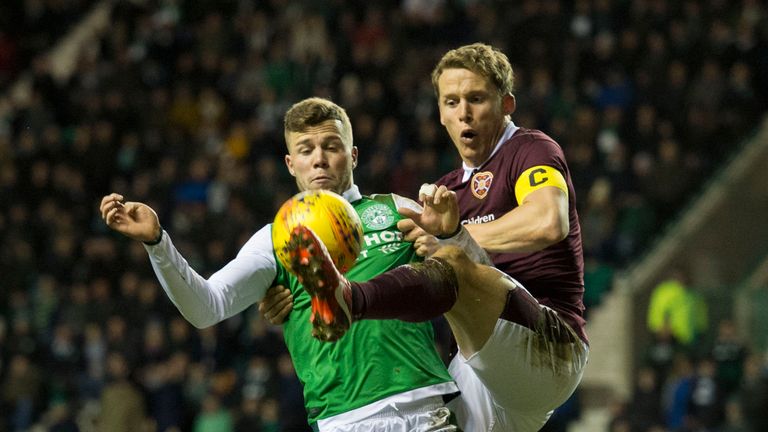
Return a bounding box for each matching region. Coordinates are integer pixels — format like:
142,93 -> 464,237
100,192 -> 276,328
100,193 -> 161,243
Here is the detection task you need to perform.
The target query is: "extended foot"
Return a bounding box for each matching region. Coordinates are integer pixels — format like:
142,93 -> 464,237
286,225 -> 353,342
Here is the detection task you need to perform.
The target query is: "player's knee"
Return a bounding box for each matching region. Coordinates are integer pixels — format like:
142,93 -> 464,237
432,245 -> 477,284
433,245 -> 471,268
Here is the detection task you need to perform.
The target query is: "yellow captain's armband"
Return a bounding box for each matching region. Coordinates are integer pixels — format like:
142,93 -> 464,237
514,165 -> 568,203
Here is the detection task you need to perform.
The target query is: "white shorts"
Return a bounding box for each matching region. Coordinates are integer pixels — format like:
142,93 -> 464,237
319,395 -> 458,432
447,317 -> 589,432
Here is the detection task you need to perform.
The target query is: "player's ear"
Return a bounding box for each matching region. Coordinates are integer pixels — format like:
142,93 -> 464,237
503,94 -> 516,116
351,146 -> 358,168
285,154 -> 295,176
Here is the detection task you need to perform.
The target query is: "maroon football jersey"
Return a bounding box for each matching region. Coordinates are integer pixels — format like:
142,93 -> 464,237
437,127 -> 588,343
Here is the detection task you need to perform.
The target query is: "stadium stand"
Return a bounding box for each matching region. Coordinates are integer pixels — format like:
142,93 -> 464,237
1,1 -> 766,431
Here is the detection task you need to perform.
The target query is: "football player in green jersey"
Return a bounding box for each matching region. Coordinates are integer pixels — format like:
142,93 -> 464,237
99,97 -> 460,431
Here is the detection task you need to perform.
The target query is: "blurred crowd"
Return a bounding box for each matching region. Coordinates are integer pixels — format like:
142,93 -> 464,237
1,0 -> 767,431
601,270 -> 768,432
0,0 -> 100,90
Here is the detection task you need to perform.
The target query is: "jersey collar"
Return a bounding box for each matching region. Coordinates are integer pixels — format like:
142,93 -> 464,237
461,121 -> 519,183
342,184 -> 363,203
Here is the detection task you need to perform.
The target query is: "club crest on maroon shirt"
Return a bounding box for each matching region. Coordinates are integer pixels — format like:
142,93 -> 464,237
471,171 -> 494,199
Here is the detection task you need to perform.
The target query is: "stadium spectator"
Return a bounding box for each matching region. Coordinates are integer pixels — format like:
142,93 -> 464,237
710,319 -> 749,398
738,353 -> 768,432
1,353 -> 44,432
193,394 -> 234,432
687,357 -> 726,431
644,325 -> 683,387
719,396 -> 750,432
97,351 -> 148,432
234,395 -> 264,432
647,269 -> 709,347
661,353 -> 696,431
627,366 -> 664,432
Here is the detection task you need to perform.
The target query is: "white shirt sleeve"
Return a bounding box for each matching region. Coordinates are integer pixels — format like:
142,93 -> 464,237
144,225 -> 277,328
392,194 -> 423,214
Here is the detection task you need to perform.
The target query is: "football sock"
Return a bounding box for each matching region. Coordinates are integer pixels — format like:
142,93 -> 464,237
350,257 -> 458,322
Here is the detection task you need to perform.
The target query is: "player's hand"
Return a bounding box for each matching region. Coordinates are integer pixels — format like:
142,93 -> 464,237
413,233 -> 440,257
397,184 -> 460,238
99,193 -> 161,243
259,285 -> 293,325
396,219 -> 440,257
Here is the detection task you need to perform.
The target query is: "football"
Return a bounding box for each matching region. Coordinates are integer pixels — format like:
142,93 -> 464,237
272,190 -> 363,274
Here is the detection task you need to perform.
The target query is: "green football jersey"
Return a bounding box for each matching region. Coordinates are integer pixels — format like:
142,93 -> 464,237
273,194 -> 453,424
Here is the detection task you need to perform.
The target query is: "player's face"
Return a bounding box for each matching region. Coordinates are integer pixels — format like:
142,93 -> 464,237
437,68 -> 516,167
285,120 -> 358,195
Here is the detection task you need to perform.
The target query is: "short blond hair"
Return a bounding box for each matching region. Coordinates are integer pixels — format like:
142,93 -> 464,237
283,97 -> 353,149
431,43 -> 515,98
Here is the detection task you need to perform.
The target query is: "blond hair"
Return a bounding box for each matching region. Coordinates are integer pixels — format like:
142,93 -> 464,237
283,97 -> 353,149
431,43 -> 515,97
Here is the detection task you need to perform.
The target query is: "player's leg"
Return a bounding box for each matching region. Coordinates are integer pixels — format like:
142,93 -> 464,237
431,247 -> 588,430
289,223 -> 507,345
446,274 -> 588,431
340,243 -> 512,359
453,313 -> 588,431
430,245 -> 509,358
287,225 -> 460,341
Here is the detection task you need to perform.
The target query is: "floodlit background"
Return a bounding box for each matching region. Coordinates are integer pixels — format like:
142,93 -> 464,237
1,1 -> 767,431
